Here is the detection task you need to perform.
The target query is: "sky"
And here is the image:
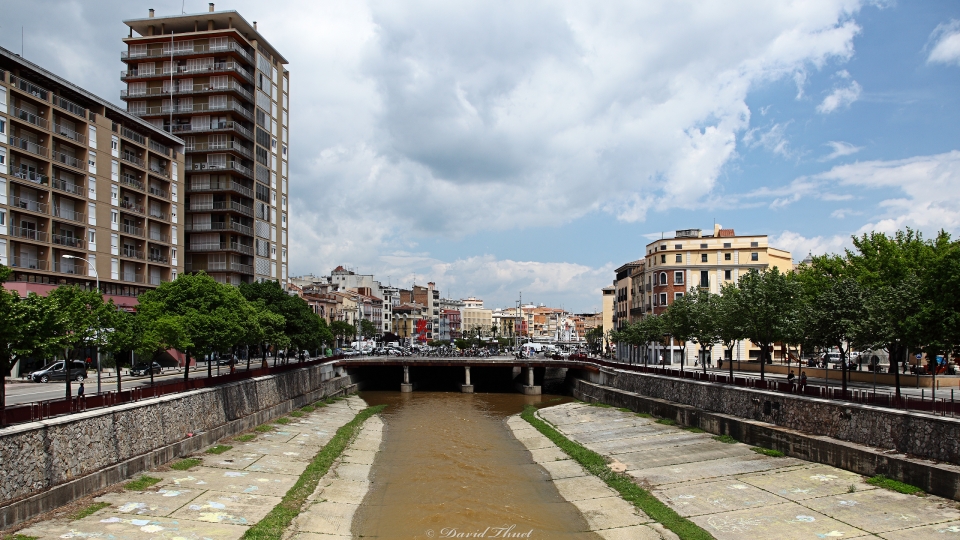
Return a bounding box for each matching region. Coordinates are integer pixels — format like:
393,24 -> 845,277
4,0 -> 959,312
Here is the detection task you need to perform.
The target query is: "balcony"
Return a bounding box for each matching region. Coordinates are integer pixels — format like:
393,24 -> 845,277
120,173 -> 145,191
51,260 -> 83,275
149,140 -> 171,157
52,177 -> 84,196
170,120 -> 252,140
121,273 -> 146,284
190,200 -> 254,217
148,209 -> 169,220
191,160 -> 253,180
11,256 -> 48,270
121,223 -> 144,237
53,151 -> 84,170
52,206 -> 85,223
187,242 -> 254,256
10,197 -> 48,215
121,79 -> 253,101
122,39 -> 254,62
147,252 -> 170,264
120,200 -> 145,215
53,123 -> 86,144
187,179 -> 253,198
121,151 -> 145,168
11,166 -> 49,186
54,96 -> 86,119
133,100 -> 254,122
121,127 -> 146,146
12,107 -> 48,129
203,261 -> 253,274
121,61 -> 253,83
148,163 -> 170,179
10,227 -> 48,242
148,185 -> 169,199
149,231 -> 170,243
185,140 -> 253,160
185,221 -> 253,236
121,246 -> 146,260
9,136 -> 48,158
9,75 -> 49,100
52,234 -> 84,249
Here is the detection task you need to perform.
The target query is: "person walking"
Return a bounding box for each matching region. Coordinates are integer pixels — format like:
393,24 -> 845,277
787,370 -> 796,392
799,371 -> 807,392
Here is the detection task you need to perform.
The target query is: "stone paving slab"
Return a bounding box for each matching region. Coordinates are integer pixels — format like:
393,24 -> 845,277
691,501 -> 870,540
539,459 -> 592,480
204,452 -> 264,470
879,520 -> 960,539
22,512 -> 250,540
591,432 -> 716,456
553,476 -> 618,501
804,488 -> 960,533
596,524 -> 669,540
623,443 -> 757,472
630,454 -> 802,486
245,454 -> 313,476
170,490 -> 281,526
93,488 -> 203,518
154,466 -> 297,497
657,478 -> 786,517
569,496 -> 650,530
328,462 -> 374,482
737,464 -> 876,501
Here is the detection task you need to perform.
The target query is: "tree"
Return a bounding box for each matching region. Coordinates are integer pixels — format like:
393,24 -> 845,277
330,320 -> 356,348
0,266 -> 32,425
717,283 -> 744,380
585,326 -> 605,354
686,287 -> 721,375
916,232 -> 960,399
44,286 -> 106,400
733,267 -> 801,381
359,319 -> 378,340
239,281 -> 325,358
663,294 -> 697,373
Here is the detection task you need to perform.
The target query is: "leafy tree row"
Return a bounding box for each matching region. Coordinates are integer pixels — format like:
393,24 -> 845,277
610,229 -> 960,397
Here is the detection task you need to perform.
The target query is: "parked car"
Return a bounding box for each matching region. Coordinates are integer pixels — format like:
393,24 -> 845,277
131,362 -> 163,376
29,361 -> 87,383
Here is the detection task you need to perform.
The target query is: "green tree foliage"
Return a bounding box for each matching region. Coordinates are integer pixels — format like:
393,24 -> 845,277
330,320 -> 356,348
359,319 -> 378,340
730,267 -> 801,381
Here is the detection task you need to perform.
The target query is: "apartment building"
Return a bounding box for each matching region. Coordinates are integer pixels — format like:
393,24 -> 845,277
612,260 -> 643,331
0,46 -> 184,302
121,5 -> 289,285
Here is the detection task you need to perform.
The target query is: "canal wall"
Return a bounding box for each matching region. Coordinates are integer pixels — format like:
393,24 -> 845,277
569,370 -> 960,500
0,362 -> 356,530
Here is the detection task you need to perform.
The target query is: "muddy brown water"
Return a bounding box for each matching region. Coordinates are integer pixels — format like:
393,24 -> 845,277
354,391 -> 602,539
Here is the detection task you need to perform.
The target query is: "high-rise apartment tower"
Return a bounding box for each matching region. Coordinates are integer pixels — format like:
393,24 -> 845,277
121,4 -> 289,285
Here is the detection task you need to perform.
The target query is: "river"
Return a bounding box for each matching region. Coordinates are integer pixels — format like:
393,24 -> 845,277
353,391 -> 601,539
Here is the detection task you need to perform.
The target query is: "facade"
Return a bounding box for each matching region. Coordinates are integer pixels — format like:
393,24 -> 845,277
613,260 -> 643,331
461,307 -> 493,337
392,302 -> 427,346
121,6 -> 289,285
601,286 -> 615,352
0,46 -> 185,303
439,309 -> 461,342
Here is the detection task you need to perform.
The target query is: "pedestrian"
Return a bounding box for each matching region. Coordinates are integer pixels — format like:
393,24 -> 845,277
718,358 -> 723,370
77,381 -> 85,399
787,370 -> 796,391
799,371 -> 807,392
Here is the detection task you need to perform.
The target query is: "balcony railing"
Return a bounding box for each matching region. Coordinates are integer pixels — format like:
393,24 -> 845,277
122,40 -> 254,62
204,261 -> 254,274
53,123 -> 85,144
191,160 -> 253,180
185,221 -> 253,236
149,231 -> 170,243
149,209 -> 169,220
121,79 -> 254,101
11,166 -> 49,186
148,185 -> 169,199
11,197 -> 48,214
121,273 -> 146,284
9,136 -> 48,157
53,206 -> 85,223
120,173 -> 145,191
119,200 -> 145,214
187,242 -> 254,256
10,227 -> 48,242
121,223 -> 144,237
121,127 -> 146,145
122,61 -> 253,82
52,260 -> 82,275
169,120 -> 252,140
121,246 -> 145,260
185,140 -> 253,160
13,107 -> 48,129
133,100 -> 254,122
122,151 -> 145,168
148,139 -> 171,156
10,75 -> 49,100
147,252 -> 169,264
52,178 -> 84,196
148,164 -> 170,179
187,179 -> 254,198
11,256 -> 48,270
53,151 -> 84,170
54,95 -> 86,118
52,234 -> 84,248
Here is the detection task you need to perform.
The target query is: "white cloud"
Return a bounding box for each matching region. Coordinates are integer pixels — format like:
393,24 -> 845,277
771,231 -> 850,259
830,208 -> 862,218
744,122 -> 793,157
927,20 -> 960,66
817,71 -> 862,113
820,140 -> 863,161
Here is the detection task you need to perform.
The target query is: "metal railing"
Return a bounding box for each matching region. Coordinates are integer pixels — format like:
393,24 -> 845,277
11,256 -> 47,270
148,185 -> 169,198
53,151 -> 84,170
149,140 -> 171,156
121,273 -> 146,284
149,208 -> 169,220
120,174 -> 145,191
122,61 -> 253,82
121,246 -> 145,260
11,166 -> 49,185
10,227 -> 48,242
10,75 -> 49,100
119,200 -> 145,214
53,206 -> 85,223
192,160 -> 253,180
185,140 -> 253,160
52,177 -> 84,196
185,221 -> 253,236
169,120 -> 252,139
122,151 -> 145,168
13,107 -> 48,129
53,123 -> 85,144
121,223 -> 144,237
9,136 -> 48,157
54,95 -> 86,118
121,79 -> 254,101
11,196 -> 48,214
187,242 -> 254,255
147,252 -> 169,263
149,231 -> 170,243
148,164 -> 170,178
52,234 -> 84,248
187,179 -> 254,198
122,39 -> 254,62
52,260 -> 82,275
121,127 -> 146,145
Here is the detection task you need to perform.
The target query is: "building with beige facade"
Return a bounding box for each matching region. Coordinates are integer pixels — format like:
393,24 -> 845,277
1,46 -> 184,305
121,5 -> 289,285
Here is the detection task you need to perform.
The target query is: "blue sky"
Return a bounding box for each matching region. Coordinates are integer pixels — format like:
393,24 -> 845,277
5,1 -> 959,312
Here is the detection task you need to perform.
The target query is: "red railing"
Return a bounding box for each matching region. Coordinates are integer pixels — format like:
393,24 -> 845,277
3,356 -> 344,426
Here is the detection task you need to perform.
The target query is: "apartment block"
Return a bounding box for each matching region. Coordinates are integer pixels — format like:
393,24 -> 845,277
121,5 -> 289,285
0,46 -> 185,302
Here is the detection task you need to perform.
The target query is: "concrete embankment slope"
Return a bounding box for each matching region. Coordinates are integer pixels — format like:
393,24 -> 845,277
569,369 -> 960,501
0,362 -> 356,529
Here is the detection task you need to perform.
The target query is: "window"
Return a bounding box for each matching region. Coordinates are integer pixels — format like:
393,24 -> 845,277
111,160 -> 119,181
660,244 -> 666,250
701,254 -> 708,262
89,177 -> 97,199
724,270 -> 732,280
111,184 -> 118,204
660,254 -> 666,263
724,253 -> 731,261
281,212 -> 287,227
751,252 -> 759,261
111,209 -> 119,231
111,258 -> 119,280
700,270 -> 709,288
0,118 -> 5,134
88,230 -> 96,251
88,152 -> 96,174
751,241 -> 759,247
700,243 -> 708,248
111,136 -> 119,157
0,147 -> 5,175
88,125 -> 97,148
723,242 -> 731,248
674,244 -> 682,249
110,233 -> 119,255
88,203 -> 96,225
674,271 -> 684,284
675,292 -> 684,300
675,254 -> 682,263
659,272 -> 667,285
659,293 -> 667,305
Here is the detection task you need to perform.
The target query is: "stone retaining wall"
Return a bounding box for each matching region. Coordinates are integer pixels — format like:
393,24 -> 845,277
571,367 -> 960,464
1,362 -> 353,528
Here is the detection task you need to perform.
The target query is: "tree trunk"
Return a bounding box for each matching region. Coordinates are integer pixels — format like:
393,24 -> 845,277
246,345 -> 251,372
840,344 -> 848,396
262,343 -> 268,369
117,353 -> 123,394
679,342 -> 685,374
889,343 -> 901,399
760,344 -> 766,381
66,353 -> 73,403
0,372 -> 6,427
207,353 -> 213,378
728,346 -> 734,380
184,352 -> 191,386
702,346 -> 708,375
150,352 -> 155,387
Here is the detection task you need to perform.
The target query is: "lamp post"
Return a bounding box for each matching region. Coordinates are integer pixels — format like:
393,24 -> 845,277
62,255 -> 101,394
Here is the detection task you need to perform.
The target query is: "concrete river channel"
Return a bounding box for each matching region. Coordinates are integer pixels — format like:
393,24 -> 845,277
354,391 -> 599,539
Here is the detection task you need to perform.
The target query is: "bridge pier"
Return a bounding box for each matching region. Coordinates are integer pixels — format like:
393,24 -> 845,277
461,366 -> 474,393
523,366 -> 541,395
400,365 -> 413,393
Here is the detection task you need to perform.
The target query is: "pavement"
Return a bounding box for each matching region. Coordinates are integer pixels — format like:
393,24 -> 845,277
538,402 -> 960,540
17,396 -> 369,540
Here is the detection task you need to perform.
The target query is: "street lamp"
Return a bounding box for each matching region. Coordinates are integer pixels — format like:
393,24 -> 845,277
62,255 -> 102,394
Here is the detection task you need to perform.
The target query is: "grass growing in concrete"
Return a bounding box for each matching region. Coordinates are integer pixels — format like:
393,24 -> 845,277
171,458 -> 202,470
124,476 -> 162,491
655,418 -> 677,426
206,445 -> 233,455
289,411 -> 305,418
3,534 -> 39,540
301,405 -> 315,413
713,435 -> 738,444
617,407 -> 633,413
275,417 -> 292,425
521,406 -> 713,540
255,425 -> 274,432
588,402 -> 613,408
241,404 -> 387,540
682,426 -> 706,433
235,434 -> 256,442
70,502 -> 110,520
867,475 -> 925,495
750,447 -> 785,458
313,401 -> 327,408
635,412 -> 653,418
